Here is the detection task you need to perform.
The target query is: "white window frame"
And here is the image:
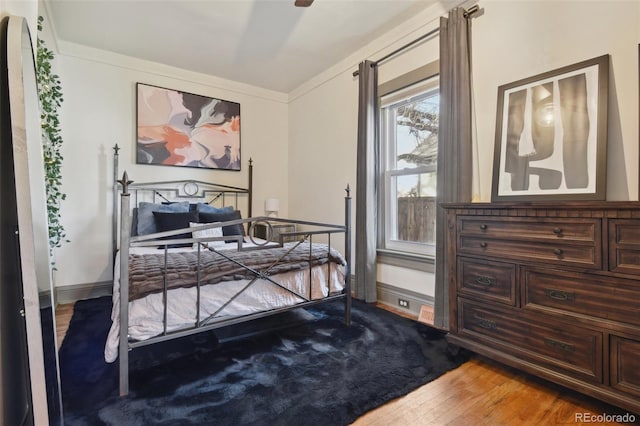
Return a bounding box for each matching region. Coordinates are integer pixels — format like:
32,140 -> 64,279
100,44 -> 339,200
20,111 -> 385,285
379,75 -> 439,257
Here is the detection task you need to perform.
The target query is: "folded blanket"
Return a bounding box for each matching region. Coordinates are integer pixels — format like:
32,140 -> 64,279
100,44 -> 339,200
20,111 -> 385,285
128,242 -> 346,301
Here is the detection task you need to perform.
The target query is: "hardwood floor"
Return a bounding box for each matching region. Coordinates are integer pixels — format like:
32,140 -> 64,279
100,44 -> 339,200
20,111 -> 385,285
352,356 -> 633,425
55,303 -> 74,349
55,302 -> 635,425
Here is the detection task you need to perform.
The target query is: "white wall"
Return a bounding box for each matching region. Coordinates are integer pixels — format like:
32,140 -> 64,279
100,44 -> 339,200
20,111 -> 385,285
288,0 -> 640,299
51,41 -> 290,289
473,0 -> 639,202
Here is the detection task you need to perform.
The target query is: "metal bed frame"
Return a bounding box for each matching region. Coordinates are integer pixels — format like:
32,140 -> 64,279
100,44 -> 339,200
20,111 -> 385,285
112,146 -> 352,396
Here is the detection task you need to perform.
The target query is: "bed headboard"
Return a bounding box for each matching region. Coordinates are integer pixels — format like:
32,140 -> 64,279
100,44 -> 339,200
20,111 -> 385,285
112,144 -> 253,255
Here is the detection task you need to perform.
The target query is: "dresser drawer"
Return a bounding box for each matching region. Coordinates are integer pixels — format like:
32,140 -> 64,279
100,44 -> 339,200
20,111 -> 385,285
610,336 -> 640,398
459,300 -> 603,383
457,257 -> 516,306
522,267 -> 640,326
459,217 -> 600,243
459,236 -> 600,269
609,219 -> 640,276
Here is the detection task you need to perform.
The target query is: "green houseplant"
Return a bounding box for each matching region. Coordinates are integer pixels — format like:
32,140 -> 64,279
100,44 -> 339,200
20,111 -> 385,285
36,16 -> 67,255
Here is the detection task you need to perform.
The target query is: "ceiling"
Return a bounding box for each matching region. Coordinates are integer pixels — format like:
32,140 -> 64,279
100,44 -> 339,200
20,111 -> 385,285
45,0 -> 449,93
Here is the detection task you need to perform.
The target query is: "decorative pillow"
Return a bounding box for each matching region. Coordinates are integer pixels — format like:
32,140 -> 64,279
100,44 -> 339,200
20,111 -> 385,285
189,222 -> 225,250
199,210 -> 246,242
195,203 -> 235,215
152,211 -> 199,248
131,208 -> 139,236
162,202 -> 198,212
137,201 -> 190,236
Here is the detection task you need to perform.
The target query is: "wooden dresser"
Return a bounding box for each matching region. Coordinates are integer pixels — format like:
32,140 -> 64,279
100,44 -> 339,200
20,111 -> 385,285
443,202 -> 640,414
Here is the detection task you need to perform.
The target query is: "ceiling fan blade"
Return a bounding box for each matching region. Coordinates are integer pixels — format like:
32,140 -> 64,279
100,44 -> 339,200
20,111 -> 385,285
295,0 -> 314,7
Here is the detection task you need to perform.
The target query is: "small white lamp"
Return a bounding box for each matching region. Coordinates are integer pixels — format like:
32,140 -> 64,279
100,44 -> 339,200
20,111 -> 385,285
265,198 -> 280,217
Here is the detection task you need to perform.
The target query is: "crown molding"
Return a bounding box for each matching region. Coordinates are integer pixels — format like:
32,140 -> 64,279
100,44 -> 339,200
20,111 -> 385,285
55,39 -> 289,104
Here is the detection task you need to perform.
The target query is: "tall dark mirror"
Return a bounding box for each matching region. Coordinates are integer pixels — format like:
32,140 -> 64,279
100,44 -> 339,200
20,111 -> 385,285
1,14 -> 63,425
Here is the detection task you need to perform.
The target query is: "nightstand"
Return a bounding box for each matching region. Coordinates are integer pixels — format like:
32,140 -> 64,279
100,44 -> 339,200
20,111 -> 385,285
253,223 -> 297,243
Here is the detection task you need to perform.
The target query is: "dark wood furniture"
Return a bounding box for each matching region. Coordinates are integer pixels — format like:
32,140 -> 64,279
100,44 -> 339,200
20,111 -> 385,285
253,223 -> 297,243
443,202 -> 640,414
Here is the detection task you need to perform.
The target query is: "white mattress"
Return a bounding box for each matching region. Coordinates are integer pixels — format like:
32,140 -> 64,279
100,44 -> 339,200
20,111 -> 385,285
105,243 -> 345,363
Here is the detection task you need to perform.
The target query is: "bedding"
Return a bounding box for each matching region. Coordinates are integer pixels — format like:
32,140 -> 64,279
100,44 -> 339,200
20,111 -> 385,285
128,242 -> 345,301
189,221 -> 224,249
199,210 -> 246,240
105,242 -> 346,363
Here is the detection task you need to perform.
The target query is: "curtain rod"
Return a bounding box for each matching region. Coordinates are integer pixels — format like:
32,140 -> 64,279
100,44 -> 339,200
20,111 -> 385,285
352,4 -> 479,77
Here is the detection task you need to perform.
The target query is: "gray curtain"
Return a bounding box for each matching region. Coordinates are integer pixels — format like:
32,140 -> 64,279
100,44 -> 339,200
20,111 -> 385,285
355,60 -> 378,303
434,8 -> 473,329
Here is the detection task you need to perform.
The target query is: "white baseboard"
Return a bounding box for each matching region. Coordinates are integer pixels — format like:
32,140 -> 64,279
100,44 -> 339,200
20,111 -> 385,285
376,282 -> 434,317
55,281 -> 112,305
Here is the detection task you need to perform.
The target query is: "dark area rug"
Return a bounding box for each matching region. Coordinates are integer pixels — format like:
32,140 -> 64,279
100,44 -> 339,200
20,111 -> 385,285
60,296 -> 469,426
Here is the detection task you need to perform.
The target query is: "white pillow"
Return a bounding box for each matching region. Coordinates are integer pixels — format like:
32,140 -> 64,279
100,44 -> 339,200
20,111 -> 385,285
189,222 -> 225,250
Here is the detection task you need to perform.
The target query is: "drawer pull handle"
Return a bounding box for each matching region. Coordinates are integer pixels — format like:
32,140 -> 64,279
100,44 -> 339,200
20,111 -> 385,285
474,315 -> 497,330
475,275 -> 496,287
480,224 -> 488,230
553,248 -> 563,256
544,338 -> 575,352
544,288 -> 575,302
552,227 -> 563,235
480,242 -> 488,248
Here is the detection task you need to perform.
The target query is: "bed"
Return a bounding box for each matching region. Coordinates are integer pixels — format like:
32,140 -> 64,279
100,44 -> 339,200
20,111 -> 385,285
109,146 -> 352,396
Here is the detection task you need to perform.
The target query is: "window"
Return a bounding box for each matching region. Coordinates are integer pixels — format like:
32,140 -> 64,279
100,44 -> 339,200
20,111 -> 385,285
380,75 -> 439,257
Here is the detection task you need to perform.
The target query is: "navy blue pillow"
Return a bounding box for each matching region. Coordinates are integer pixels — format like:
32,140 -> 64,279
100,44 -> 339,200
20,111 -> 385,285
199,210 -> 245,242
137,201 -> 190,235
153,211 -> 199,248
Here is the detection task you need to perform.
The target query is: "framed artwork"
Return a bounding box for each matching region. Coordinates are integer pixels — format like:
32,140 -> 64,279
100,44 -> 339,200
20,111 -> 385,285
136,83 -> 241,170
491,55 -> 609,201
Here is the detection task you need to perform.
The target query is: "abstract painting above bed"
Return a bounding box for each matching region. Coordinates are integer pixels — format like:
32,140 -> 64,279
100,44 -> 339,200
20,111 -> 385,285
136,83 -> 241,170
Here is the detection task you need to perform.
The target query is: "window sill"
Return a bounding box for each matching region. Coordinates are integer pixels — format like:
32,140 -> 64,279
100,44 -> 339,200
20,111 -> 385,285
376,249 -> 435,273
